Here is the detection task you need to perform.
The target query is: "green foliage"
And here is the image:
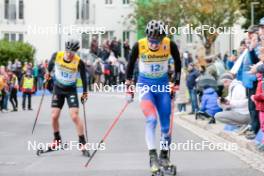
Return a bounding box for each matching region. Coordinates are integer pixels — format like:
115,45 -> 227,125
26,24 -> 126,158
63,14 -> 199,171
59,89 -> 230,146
133,0 -> 182,39
240,0 -> 264,29
133,0 -> 240,55
0,40 -> 35,66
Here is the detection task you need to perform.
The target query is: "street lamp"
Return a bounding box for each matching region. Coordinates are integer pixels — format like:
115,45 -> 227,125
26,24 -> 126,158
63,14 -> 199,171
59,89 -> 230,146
251,1 -> 260,25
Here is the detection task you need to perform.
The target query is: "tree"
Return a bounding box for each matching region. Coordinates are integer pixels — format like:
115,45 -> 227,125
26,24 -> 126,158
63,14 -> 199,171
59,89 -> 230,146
0,40 -> 35,66
181,0 -> 240,55
133,0 -> 182,39
239,0 -> 264,29
132,0 -> 240,55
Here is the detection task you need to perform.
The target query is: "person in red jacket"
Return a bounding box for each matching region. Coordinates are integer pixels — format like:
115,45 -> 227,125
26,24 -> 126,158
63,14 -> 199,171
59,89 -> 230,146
251,73 -> 264,151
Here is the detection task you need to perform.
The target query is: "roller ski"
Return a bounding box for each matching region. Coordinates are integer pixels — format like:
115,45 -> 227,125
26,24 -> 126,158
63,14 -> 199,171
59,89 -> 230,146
36,140 -> 68,156
150,152 -> 164,176
79,143 -> 90,157
159,151 -> 177,176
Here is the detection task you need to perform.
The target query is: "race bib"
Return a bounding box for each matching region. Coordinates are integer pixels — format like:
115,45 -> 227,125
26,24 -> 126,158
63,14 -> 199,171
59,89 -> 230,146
139,60 -> 168,78
54,65 -> 78,86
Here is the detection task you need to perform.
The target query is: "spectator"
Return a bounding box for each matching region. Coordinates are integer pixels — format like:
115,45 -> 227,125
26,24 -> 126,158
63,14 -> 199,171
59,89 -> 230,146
186,63 -> 200,114
21,71 -> 35,110
85,60 -> 95,91
183,51 -> 193,69
215,73 -> 250,127
205,56 -> 218,80
110,37 -> 119,58
241,25 -> 260,139
196,85 -> 222,124
98,42 -> 110,61
176,70 -> 189,113
118,60 -> 126,84
123,40 -> 131,62
0,66 -> 9,112
90,36 -> 99,56
7,70 -> 18,112
33,63 -> 39,90
94,59 -> 103,86
251,73 -> 264,151
103,61 -> 111,85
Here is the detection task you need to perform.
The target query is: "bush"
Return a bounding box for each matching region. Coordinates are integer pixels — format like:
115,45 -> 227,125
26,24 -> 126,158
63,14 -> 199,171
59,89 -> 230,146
0,40 -> 36,66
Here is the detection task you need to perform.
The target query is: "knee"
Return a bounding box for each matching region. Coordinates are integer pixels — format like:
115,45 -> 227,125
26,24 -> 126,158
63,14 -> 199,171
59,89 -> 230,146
71,112 -> 79,123
146,117 -> 157,129
51,111 -> 60,121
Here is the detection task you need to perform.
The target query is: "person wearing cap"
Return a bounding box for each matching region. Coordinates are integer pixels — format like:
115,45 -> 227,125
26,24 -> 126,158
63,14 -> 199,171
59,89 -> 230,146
204,55 -> 218,81
243,18 -> 264,139
215,73 -> 250,127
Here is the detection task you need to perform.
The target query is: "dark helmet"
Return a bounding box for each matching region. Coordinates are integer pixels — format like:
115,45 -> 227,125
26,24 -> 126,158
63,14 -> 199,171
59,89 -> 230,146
65,39 -> 80,52
145,20 -> 166,40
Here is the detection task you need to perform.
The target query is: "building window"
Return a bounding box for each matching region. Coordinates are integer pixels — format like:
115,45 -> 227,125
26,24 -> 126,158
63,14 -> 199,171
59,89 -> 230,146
18,33 -> 24,42
4,33 -> 9,40
10,33 -> 16,41
9,0 -> 17,20
105,0 -> 113,5
4,0 -> 24,21
77,0 -> 89,21
18,0 -> 24,19
4,0 -> 9,19
76,0 -> 80,20
123,0 -> 129,4
3,32 -> 24,42
82,33 -> 90,49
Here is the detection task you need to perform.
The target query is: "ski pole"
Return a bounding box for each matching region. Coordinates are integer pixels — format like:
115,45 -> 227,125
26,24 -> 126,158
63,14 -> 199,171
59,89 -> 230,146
82,102 -> 88,142
31,81 -> 48,134
168,97 -> 176,159
84,101 -> 129,167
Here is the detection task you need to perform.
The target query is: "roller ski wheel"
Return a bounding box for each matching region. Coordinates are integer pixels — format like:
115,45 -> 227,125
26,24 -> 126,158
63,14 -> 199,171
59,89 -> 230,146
150,154 -> 164,176
159,156 -> 177,175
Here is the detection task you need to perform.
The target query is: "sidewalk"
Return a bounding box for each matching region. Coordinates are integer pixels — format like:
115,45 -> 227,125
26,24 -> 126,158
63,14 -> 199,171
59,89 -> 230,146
175,113 -> 264,173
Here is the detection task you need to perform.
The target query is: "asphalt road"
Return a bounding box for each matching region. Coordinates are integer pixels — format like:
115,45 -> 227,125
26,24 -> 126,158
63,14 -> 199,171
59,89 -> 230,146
0,92 -> 263,176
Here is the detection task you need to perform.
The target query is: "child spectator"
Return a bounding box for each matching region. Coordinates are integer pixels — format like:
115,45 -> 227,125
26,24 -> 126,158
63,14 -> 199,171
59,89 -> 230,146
196,85 -> 222,124
251,73 -> 264,151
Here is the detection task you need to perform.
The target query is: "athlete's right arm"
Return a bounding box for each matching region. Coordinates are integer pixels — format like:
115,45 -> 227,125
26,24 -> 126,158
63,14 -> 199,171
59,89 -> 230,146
126,42 -> 139,80
47,52 -> 57,73
44,52 -> 57,81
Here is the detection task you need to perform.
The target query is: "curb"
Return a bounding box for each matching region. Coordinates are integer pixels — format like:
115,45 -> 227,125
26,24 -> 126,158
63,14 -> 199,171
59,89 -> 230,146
177,114 -> 264,158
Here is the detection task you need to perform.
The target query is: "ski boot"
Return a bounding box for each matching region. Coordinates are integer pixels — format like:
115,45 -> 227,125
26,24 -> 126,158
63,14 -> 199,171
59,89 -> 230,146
37,139 -> 63,156
150,152 -> 164,176
159,151 -> 177,176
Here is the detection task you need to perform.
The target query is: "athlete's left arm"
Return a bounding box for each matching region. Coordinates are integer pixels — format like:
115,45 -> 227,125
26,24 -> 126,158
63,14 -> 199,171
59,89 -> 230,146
170,41 -> 181,86
78,59 -> 88,93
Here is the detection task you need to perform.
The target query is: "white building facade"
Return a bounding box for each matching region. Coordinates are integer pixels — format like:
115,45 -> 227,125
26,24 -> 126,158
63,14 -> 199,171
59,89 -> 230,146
0,0 -> 245,62
0,0 -> 136,62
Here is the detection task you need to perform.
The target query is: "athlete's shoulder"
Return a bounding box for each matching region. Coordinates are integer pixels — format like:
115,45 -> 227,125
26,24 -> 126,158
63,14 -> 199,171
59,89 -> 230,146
163,36 -> 170,42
